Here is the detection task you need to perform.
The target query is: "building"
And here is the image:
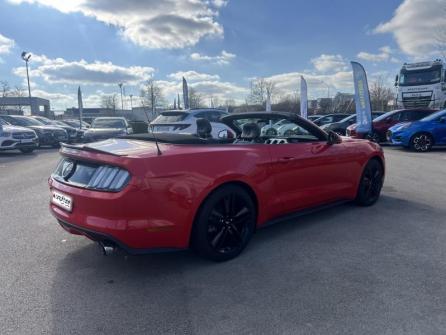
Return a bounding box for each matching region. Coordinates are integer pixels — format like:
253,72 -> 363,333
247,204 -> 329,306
0,97 -> 51,116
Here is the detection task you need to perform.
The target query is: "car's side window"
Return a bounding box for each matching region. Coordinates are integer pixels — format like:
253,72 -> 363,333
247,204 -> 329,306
400,111 -> 413,121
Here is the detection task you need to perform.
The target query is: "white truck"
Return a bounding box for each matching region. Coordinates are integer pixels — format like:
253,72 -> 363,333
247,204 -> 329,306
395,59 -> 446,109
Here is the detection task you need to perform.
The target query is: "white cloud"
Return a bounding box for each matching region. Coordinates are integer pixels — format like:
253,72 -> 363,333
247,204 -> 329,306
374,0 -> 446,57
357,46 -> 400,63
168,70 -> 220,81
264,70 -> 354,99
12,54 -> 154,85
8,0 -> 226,49
190,50 -> 236,65
0,33 -> 14,54
311,54 -> 348,73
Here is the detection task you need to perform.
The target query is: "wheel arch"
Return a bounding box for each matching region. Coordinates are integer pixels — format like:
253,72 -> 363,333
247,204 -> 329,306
410,131 -> 435,146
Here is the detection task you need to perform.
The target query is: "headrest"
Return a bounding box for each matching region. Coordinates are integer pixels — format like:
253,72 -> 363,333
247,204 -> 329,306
241,122 -> 260,140
196,118 -> 212,138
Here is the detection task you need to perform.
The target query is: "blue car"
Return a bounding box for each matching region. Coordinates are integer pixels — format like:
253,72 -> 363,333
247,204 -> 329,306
388,109 -> 446,152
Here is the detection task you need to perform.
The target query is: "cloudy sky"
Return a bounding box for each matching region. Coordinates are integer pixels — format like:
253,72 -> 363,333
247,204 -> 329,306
0,0 -> 445,110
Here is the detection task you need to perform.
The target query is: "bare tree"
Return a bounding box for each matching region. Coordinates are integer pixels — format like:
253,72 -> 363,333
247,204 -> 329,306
1,81 -> 10,97
189,87 -> 204,109
370,76 -> 395,111
247,78 -> 276,106
13,86 -> 26,112
274,92 -> 300,113
101,94 -> 118,110
140,78 -> 165,112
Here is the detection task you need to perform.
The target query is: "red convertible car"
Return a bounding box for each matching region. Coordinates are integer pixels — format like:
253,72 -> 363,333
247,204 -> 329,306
49,112 -> 385,261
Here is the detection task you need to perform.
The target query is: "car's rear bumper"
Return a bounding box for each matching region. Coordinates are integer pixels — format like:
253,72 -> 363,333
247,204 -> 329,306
48,177 -> 190,250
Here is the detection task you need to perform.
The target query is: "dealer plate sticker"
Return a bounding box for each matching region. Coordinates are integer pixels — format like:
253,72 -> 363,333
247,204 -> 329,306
52,191 -> 73,212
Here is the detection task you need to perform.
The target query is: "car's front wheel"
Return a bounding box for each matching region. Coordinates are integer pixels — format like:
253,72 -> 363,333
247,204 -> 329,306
410,133 -> 433,152
355,159 -> 384,206
191,185 -> 256,262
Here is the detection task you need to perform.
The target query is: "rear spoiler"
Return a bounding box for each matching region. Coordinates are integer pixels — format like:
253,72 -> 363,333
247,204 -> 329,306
60,142 -> 125,157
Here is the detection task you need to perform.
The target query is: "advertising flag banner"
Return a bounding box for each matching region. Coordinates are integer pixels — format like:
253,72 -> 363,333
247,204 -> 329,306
351,61 -> 372,133
182,77 -> 189,110
300,76 -> 308,119
77,86 -> 84,129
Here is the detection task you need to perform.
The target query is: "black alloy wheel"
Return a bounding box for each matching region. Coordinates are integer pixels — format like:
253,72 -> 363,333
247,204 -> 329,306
355,159 -> 384,206
192,185 -> 256,261
410,133 -> 433,152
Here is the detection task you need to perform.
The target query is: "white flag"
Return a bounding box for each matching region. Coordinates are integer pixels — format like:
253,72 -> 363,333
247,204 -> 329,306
300,76 -> 308,119
77,86 -> 84,129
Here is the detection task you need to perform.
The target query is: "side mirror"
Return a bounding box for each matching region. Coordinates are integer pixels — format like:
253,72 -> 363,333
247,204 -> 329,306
394,75 -> 399,87
327,130 -> 341,145
218,129 -> 229,139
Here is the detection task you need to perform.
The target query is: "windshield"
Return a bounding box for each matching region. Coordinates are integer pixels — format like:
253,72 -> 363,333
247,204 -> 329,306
34,117 -> 52,125
373,111 -> 395,122
92,119 -> 126,129
339,115 -> 356,122
152,112 -> 188,123
15,117 -> 45,126
421,109 -> 446,121
399,65 -> 442,86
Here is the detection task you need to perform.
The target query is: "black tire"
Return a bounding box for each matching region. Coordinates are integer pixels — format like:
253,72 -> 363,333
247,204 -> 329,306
410,133 -> 433,152
355,159 -> 384,206
191,185 -> 256,262
19,148 -> 34,154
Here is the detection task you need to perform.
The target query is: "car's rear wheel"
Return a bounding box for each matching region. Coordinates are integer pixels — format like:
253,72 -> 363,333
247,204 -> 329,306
191,185 -> 256,262
355,159 -> 384,206
19,148 -> 34,154
410,133 -> 433,152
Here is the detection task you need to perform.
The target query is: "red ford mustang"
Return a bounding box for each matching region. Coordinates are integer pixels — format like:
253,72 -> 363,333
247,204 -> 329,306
48,112 -> 385,261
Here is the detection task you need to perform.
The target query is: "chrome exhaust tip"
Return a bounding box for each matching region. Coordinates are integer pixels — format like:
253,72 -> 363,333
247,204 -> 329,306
98,241 -> 117,256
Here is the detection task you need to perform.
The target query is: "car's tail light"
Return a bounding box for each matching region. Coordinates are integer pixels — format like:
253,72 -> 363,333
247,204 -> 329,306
53,159 -> 130,192
87,166 -> 130,191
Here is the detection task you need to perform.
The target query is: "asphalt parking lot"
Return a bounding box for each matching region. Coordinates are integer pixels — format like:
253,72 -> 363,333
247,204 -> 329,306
1,147 -> 446,335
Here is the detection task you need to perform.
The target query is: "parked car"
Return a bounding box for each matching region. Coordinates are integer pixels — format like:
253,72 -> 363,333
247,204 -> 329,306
0,118 -> 38,153
308,115 -> 323,122
346,109 -> 437,142
49,111 -> 384,262
260,118 -> 292,136
387,109 -> 446,152
31,116 -> 79,143
82,117 -> 133,142
61,119 -> 91,129
0,115 -> 68,147
312,113 -> 352,126
150,109 -> 235,138
320,112 -> 385,135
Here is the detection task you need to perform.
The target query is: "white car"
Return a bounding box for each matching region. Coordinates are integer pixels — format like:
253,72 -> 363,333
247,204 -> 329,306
0,117 -> 39,153
260,119 -> 291,136
150,109 -> 235,138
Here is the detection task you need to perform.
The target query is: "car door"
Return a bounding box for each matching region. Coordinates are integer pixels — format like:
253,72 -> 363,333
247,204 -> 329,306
432,116 -> 446,144
269,123 -> 358,214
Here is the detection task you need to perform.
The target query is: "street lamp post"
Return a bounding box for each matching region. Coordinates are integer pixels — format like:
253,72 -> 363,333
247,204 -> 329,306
129,94 -> 133,110
21,51 -> 32,113
118,83 -> 124,110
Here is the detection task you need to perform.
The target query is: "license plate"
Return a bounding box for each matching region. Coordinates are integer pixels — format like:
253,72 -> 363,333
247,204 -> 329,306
21,139 -> 33,143
51,191 -> 73,212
